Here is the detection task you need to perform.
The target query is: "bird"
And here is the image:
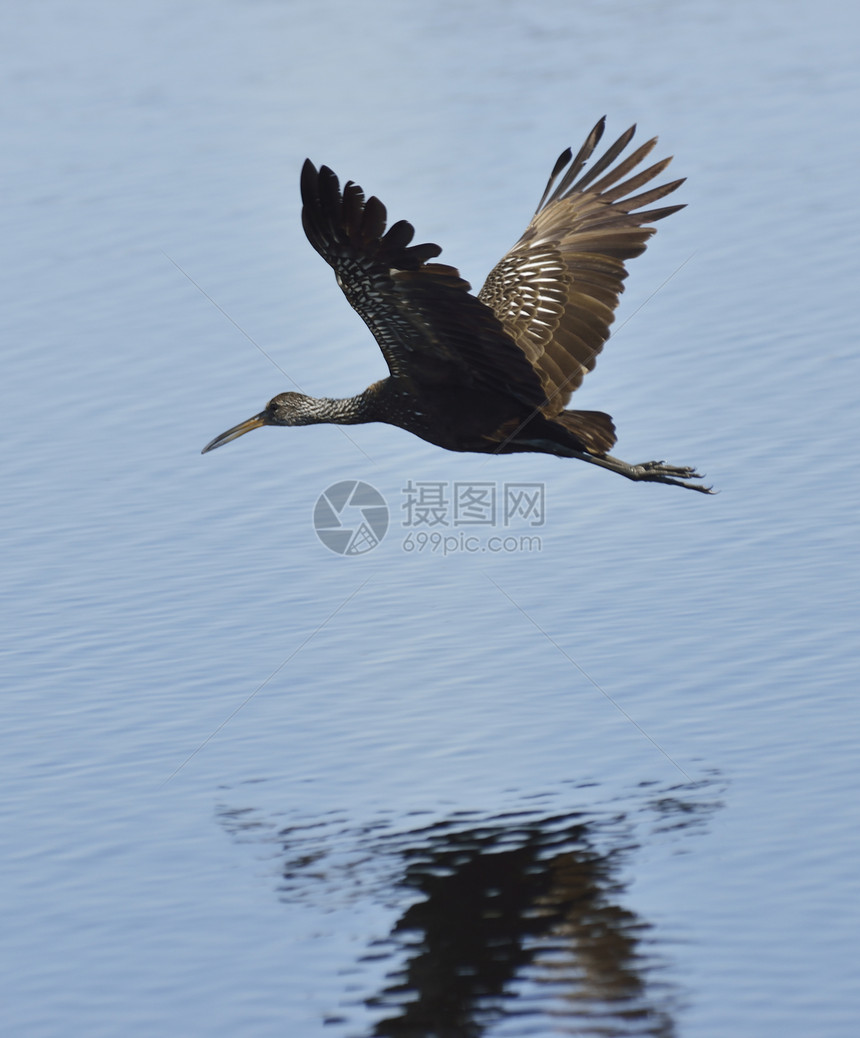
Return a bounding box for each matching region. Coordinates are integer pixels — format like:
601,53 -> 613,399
202,117 -> 711,493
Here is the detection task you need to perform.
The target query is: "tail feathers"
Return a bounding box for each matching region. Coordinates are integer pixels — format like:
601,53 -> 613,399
555,409 -> 617,454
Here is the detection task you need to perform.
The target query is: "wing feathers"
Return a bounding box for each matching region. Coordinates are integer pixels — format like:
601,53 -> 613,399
537,116 -> 606,212
588,141 -> 662,195
569,125 -> 638,193
612,177 -> 686,212
300,160 -> 547,408
595,155 -> 672,200
478,122 -> 684,415
635,202 -> 686,223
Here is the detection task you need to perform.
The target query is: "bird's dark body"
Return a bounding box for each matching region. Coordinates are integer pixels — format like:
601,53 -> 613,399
203,119 -> 711,493
359,377 -> 596,457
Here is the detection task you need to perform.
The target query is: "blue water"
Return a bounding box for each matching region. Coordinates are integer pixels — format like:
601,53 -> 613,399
2,1 -> 859,1035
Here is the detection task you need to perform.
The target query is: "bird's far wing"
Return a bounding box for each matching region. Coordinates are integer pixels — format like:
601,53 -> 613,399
300,161 -> 547,409
478,118 -> 685,416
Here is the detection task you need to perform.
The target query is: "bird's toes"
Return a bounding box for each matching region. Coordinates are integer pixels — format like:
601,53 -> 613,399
680,478 -> 715,495
637,460 -> 678,475
635,460 -> 713,493
639,460 -> 701,479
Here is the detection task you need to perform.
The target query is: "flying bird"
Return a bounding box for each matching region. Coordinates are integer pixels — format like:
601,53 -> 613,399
203,118 -> 710,493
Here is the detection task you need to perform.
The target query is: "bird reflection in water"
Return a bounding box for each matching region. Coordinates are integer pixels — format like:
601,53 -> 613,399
358,811 -> 677,1037
218,792 -> 722,1037
203,119 -> 712,494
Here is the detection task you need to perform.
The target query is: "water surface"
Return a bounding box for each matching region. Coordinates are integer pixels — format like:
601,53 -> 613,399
2,1 -> 859,1035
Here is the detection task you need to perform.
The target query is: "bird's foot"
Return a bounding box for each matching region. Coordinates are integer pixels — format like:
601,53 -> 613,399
632,460 -> 714,494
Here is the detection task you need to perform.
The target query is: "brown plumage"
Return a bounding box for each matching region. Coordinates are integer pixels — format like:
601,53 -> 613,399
203,118 -> 711,493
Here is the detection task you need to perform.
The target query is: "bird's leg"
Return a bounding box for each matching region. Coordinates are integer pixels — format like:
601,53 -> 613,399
567,449 -> 713,493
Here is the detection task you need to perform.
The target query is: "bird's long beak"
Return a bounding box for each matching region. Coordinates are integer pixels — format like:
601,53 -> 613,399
201,413 -> 267,454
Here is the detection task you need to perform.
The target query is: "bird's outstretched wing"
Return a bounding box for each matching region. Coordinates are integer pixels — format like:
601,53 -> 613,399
478,117 -> 685,416
300,160 -> 548,409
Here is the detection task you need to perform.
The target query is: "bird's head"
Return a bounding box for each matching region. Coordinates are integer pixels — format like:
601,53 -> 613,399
201,392 -> 319,454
